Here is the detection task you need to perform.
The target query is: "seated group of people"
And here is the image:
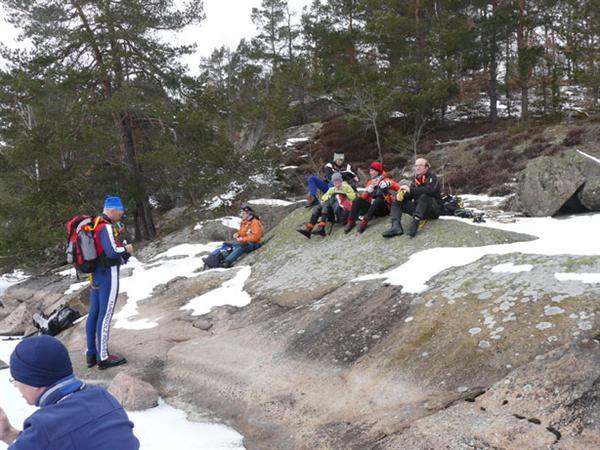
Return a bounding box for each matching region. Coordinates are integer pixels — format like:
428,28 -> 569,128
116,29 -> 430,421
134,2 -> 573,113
298,153 -> 442,239
224,153 -> 442,266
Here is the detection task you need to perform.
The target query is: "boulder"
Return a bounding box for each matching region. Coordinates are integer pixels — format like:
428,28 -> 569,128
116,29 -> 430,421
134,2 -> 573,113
234,119 -> 267,154
108,372 -> 159,411
0,303 -> 31,336
517,154 -> 585,216
578,176 -> 600,211
0,359 -> 8,370
192,318 -> 213,331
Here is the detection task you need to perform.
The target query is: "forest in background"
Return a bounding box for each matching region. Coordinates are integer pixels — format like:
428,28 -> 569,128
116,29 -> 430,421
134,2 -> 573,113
0,0 -> 598,265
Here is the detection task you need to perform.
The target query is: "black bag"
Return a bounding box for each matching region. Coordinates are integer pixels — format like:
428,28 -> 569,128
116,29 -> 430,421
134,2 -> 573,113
441,194 -> 463,216
32,305 -> 81,336
203,243 -> 234,269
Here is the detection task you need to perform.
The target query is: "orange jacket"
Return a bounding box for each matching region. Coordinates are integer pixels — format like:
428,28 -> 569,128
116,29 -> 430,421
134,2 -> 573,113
362,175 -> 401,206
237,217 -> 263,243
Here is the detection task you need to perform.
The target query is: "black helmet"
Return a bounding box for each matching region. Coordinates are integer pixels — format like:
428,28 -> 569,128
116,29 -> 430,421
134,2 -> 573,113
240,204 -> 254,213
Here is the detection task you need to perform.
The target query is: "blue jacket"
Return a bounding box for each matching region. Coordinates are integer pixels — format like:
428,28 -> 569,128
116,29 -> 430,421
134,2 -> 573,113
10,376 -> 139,450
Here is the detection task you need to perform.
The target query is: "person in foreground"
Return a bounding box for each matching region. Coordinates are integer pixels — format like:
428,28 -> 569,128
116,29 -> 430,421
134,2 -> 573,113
382,157 -> 442,238
223,204 -> 264,267
0,335 -> 140,450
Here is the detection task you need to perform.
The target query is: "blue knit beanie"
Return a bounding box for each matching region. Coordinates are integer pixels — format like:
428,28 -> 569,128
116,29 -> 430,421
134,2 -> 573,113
10,336 -> 73,387
104,196 -> 125,211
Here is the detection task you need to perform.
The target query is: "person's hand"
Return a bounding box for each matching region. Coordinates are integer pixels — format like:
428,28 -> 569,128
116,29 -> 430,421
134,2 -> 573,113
233,232 -> 239,239
125,244 -> 133,254
400,185 -> 410,193
379,180 -> 390,189
236,236 -> 243,242
366,185 -> 375,194
0,407 -> 19,445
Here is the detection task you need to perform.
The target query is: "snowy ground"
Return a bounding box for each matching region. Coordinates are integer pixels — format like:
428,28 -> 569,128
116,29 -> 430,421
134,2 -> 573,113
0,271 -> 28,297
0,339 -> 244,450
59,243 -> 253,330
355,211 -> 600,293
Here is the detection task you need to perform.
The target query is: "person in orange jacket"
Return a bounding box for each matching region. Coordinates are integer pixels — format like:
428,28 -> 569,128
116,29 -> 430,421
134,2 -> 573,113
344,161 -> 400,234
223,204 -> 264,268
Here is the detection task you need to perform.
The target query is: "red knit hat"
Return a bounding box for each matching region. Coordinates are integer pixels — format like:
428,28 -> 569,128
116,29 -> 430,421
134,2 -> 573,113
370,161 -> 384,173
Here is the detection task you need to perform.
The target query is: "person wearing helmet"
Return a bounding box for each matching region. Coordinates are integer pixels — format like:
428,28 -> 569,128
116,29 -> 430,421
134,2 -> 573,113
222,204 -> 264,268
344,161 -> 400,234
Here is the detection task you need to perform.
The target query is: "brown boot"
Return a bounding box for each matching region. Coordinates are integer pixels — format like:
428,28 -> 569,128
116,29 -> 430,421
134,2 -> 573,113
312,221 -> 327,237
357,218 -> 369,233
297,223 -> 314,238
344,219 -> 356,234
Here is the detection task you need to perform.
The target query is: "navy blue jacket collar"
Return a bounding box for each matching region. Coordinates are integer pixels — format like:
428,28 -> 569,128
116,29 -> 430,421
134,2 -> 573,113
37,375 -> 85,407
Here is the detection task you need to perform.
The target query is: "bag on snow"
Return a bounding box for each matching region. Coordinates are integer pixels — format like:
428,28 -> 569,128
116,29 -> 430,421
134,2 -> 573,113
203,243 -> 234,269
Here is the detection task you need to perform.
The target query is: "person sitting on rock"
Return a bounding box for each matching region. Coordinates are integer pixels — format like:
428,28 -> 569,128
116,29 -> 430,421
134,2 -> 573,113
223,204 -> 263,268
382,157 -> 443,238
306,152 -> 359,208
297,172 -> 356,238
345,161 -> 400,234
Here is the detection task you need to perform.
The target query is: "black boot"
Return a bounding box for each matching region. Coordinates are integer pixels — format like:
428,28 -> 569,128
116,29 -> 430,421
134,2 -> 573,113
382,220 -> 404,238
408,217 -> 420,237
98,354 -> 127,370
305,195 -> 319,208
86,354 -> 97,368
344,219 -> 356,234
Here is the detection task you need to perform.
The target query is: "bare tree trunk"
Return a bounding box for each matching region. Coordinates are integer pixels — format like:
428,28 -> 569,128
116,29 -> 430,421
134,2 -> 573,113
517,0 -> 529,127
489,0 -> 499,122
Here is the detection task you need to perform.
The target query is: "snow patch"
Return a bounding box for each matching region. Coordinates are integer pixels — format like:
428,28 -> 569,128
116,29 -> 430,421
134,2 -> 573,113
544,305 -> 565,316
555,273 -> 600,284
536,322 -> 554,331
181,266 -> 252,316
0,271 -> 29,297
491,263 -> 533,273
194,216 -> 241,231
248,198 -> 295,206
355,213 -> 600,293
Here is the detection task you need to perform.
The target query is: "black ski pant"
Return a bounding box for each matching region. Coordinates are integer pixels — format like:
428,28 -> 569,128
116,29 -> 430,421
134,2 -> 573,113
350,196 -> 389,221
310,197 -> 345,224
390,194 -> 441,222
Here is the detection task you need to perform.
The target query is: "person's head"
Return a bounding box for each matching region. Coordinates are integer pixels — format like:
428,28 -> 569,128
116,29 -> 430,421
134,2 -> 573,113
103,196 -> 125,222
414,158 -> 430,177
369,161 -> 384,179
331,172 -> 343,187
239,204 -> 255,220
333,152 -> 345,167
9,335 -> 73,405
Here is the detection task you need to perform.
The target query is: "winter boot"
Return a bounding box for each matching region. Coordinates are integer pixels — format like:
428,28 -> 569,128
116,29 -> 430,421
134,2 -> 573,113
297,223 -> 314,239
344,218 -> 356,234
357,218 -> 369,233
305,194 -> 319,208
382,220 -> 404,238
312,221 -> 327,237
86,353 -> 97,368
97,354 -> 127,370
408,216 -> 421,237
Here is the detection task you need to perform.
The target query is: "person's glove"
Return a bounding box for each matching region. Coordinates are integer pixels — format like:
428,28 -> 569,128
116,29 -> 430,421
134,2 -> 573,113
379,180 -> 390,189
122,252 -> 131,264
366,185 -> 375,194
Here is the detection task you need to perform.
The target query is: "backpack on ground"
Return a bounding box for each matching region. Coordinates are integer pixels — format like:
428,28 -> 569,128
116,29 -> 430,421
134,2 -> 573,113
203,243 -> 234,269
32,305 -> 81,336
440,194 -> 463,216
66,215 -> 104,274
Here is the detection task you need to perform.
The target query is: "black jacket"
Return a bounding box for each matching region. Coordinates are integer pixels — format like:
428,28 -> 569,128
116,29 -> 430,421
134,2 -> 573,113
407,170 -> 442,204
324,161 -> 357,183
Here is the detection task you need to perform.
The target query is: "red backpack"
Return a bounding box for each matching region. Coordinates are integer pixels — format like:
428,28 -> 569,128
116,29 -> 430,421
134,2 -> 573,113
65,215 -> 105,274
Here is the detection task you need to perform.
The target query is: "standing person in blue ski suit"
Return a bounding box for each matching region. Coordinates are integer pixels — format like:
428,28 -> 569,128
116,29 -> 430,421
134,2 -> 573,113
0,335 -> 140,449
86,196 -> 133,370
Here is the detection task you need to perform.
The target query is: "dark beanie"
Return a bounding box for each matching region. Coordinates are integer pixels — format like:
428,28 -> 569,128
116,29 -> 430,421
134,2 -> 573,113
10,335 -> 73,387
